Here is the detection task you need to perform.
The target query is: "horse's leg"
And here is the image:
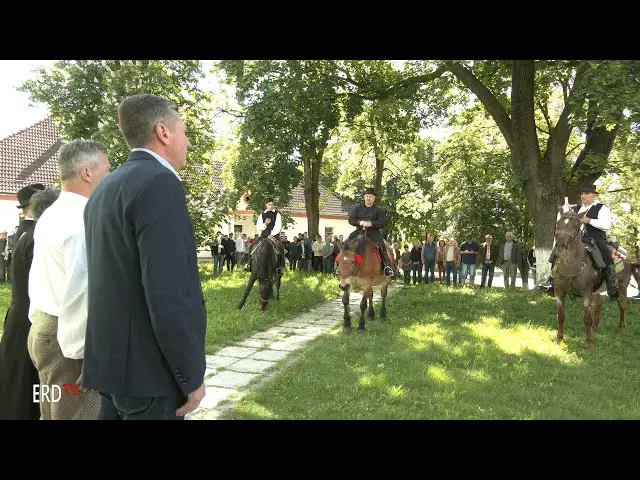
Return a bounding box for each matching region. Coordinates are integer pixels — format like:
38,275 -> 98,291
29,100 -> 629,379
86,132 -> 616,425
593,293 -> 603,333
367,287 -> 375,320
341,284 -> 352,332
238,273 -> 258,309
275,270 -> 282,301
583,295 -> 595,350
358,285 -> 370,331
380,283 -> 388,321
555,293 -> 567,344
617,291 -> 628,331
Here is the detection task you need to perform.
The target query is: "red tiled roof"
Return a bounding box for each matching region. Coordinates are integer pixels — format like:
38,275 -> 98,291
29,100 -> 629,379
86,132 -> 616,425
0,118 -> 62,195
0,118 -> 355,217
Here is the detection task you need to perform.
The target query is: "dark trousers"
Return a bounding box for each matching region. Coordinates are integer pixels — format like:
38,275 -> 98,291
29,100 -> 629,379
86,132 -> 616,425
480,262 -> 495,287
412,262 -> 422,284
424,258 -> 435,283
0,257 -> 5,282
98,388 -> 186,420
590,235 -> 614,265
446,261 -> 458,286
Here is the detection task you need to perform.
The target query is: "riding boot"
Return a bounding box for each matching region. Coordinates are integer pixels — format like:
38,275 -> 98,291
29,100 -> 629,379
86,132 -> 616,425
605,264 -> 619,299
380,246 -> 394,277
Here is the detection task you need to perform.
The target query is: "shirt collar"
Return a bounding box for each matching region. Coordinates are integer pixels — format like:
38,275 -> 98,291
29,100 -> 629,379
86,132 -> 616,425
132,148 -> 181,181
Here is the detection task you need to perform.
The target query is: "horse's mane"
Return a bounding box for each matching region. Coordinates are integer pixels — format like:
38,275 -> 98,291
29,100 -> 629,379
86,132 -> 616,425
344,232 -> 372,255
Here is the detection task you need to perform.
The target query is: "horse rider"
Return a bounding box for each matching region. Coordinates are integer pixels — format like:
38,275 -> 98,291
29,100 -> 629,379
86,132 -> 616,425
345,187 -> 395,277
539,183 -> 619,299
253,197 -> 286,273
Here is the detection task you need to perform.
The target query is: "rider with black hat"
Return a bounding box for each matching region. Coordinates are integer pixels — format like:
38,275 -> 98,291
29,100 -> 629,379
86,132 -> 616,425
539,183 -> 619,299
345,187 -> 395,277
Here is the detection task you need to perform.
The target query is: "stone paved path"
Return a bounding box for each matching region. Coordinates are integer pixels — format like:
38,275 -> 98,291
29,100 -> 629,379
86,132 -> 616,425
186,283 -> 401,420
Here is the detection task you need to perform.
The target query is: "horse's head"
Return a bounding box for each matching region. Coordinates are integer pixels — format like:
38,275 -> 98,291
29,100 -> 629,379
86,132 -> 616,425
258,279 -> 273,311
336,240 -> 363,290
555,210 -> 583,249
254,239 -> 276,311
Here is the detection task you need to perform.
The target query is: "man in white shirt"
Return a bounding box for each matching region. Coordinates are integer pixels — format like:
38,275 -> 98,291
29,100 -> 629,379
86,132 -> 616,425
539,183 -> 618,299
253,198 -> 286,272
27,139 -> 111,420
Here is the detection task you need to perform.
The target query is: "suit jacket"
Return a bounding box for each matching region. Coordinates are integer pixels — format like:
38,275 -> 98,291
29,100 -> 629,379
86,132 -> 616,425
82,150 -> 206,397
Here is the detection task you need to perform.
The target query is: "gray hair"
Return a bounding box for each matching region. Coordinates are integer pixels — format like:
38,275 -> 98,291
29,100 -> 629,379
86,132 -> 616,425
117,94 -> 180,149
30,188 -> 61,220
57,139 -> 108,182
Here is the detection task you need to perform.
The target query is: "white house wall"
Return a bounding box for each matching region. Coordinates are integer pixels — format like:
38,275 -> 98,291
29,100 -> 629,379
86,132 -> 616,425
0,198 -> 20,233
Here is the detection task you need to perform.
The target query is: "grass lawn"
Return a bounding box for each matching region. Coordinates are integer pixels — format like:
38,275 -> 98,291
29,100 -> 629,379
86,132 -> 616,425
0,266 -> 341,353
219,283 -> 640,420
0,282 -> 9,329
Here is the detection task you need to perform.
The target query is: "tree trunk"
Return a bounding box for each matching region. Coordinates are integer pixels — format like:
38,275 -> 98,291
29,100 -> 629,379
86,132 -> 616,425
303,154 -> 321,240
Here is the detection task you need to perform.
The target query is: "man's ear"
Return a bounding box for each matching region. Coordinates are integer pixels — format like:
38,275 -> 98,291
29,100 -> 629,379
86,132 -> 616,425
155,122 -> 171,146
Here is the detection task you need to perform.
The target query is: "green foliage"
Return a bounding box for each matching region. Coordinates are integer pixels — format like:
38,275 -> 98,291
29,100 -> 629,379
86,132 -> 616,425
19,60 -> 224,246
429,109 -> 530,243
218,60 -> 346,236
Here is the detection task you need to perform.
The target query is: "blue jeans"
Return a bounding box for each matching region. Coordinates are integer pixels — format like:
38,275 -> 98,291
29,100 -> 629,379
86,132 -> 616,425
445,261 -> 458,286
423,258 -> 435,283
98,389 -> 186,420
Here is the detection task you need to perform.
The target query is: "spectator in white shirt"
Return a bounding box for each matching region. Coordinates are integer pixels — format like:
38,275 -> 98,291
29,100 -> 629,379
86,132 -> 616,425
27,139 -> 111,420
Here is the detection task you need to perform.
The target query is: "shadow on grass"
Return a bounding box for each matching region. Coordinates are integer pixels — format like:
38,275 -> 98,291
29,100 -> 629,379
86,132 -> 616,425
220,284 -> 640,420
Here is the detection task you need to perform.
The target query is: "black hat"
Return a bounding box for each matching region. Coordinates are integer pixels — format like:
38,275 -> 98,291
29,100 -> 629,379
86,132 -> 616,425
579,183 -> 598,194
16,183 -> 46,209
364,188 -> 377,196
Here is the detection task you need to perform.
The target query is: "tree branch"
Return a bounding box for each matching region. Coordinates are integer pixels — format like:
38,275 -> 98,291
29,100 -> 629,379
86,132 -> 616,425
537,100 -> 552,132
444,61 -> 515,150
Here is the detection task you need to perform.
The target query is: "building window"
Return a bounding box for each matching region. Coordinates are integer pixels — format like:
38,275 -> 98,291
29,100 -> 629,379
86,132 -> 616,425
234,225 -> 243,234
324,227 -> 333,237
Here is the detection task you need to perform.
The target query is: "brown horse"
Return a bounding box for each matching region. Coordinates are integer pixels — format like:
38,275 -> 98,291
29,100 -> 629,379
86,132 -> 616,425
553,210 -> 636,349
336,232 -> 394,332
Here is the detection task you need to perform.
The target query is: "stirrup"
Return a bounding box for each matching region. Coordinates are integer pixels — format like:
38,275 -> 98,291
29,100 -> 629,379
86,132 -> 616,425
384,266 -> 394,277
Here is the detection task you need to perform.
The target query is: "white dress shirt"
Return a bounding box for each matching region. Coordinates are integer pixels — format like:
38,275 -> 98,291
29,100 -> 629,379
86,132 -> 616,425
131,148 -> 181,180
579,201 -> 612,232
28,191 -> 89,360
256,210 -> 282,236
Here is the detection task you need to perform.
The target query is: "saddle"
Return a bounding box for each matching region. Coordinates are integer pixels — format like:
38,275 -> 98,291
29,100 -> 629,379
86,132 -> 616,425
581,238 -> 626,273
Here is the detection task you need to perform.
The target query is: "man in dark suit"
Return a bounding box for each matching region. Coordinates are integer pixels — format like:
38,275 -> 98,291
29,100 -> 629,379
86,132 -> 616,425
82,93 -> 207,420
4,184 -> 45,283
345,187 -> 395,276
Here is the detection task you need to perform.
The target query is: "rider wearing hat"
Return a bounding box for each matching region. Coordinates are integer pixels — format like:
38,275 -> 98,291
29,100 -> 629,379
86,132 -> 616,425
539,183 -> 619,299
345,187 -> 395,277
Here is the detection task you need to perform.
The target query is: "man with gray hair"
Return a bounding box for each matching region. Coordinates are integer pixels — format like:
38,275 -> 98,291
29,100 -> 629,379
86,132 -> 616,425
83,94 -> 207,420
27,139 -> 110,420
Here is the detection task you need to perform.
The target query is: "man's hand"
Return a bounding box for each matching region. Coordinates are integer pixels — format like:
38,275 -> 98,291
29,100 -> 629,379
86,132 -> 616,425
579,217 -> 590,224
268,234 -> 273,240
265,218 -> 271,225
176,384 -> 206,417
75,369 -> 89,393
359,220 -> 366,227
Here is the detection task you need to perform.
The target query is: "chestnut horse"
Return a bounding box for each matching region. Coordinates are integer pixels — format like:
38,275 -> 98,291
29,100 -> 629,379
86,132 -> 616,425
553,210 -> 635,349
336,231 -> 394,332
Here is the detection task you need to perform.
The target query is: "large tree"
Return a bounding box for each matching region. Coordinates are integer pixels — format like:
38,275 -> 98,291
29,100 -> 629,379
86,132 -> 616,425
348,60 -> 640,283
217,60 -> 346,239
19,60 -> 225,246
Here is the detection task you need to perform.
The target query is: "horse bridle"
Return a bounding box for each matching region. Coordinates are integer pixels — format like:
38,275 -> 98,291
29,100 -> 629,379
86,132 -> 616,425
556,217 -> 587,278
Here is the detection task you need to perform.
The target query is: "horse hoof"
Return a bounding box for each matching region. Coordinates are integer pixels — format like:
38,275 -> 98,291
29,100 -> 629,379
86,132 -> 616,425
585,342 -> 594,350
617,325 -> 626,331
357,328 -> 365,333
343,327 -> 352,334
556,337 -> 563,344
